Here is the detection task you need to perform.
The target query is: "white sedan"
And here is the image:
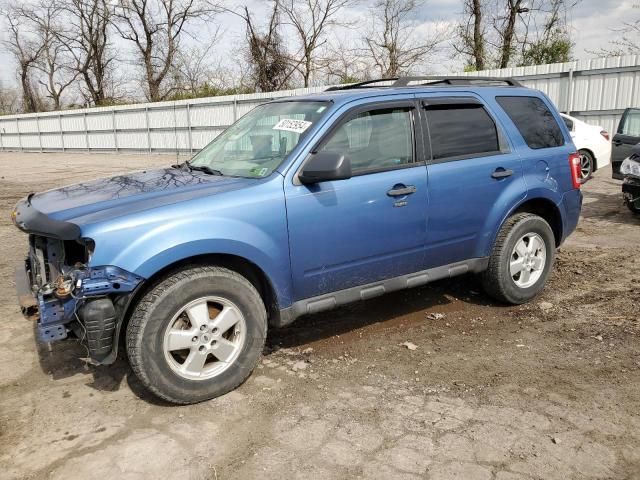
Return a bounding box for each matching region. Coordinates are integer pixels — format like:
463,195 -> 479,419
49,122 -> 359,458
561,113 -> 612,181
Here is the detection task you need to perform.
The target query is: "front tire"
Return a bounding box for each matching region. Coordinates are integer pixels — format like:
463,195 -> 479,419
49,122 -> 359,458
126,266 -> 267,404
482,213 -> 556,304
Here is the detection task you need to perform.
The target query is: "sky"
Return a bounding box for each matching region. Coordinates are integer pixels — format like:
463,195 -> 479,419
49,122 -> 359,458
0,0 -> 637,89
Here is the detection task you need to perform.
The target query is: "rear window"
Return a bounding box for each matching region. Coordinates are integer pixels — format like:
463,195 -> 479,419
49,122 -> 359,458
425,106 -> 500,160
497,96 -> 564,149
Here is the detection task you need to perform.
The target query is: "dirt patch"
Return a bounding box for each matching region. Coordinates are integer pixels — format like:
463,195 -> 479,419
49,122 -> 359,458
0,153 -> 638,479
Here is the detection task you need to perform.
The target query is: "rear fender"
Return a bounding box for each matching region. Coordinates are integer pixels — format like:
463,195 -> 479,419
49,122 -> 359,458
477,187 -> 565,258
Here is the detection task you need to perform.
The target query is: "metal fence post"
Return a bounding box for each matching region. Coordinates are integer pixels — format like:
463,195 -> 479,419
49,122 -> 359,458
112,110 -> 118,152
16,118 -> 22,152
187,103 -> 193,154
566,68 -> 575,113
36,115 -> 43,152
145,106 -> 152,153
233,98 -> 238,121
83,112 -> 89,151
59,114 -> 65,152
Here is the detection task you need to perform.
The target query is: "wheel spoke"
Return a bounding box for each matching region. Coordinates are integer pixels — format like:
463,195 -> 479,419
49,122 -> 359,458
527,236 -> 541,254
532,256 -> 545,270
166,329 -> 195,351
211,338 -> 237,362
510,258 -> 525,276
182,350 -> 208,375
210,306 -> 241,334
186,300 -> 211,329
519,268 -> 532,285
515,240 -> 528,258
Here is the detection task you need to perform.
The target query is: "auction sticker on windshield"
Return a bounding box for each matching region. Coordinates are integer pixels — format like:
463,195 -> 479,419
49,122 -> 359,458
273,119 -> 313,134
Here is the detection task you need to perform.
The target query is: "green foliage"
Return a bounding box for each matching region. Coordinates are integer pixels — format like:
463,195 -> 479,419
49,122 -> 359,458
463,65 -> 478,73
520,36 -> 572,66
339,75 -> 362,84
166,83 -> 256,101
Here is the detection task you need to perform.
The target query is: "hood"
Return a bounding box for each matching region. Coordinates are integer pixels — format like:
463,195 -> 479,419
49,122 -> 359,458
29,168 -> 259,225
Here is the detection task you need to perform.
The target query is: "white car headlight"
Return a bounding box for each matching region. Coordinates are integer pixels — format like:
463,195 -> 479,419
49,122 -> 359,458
620,157 -> 640,177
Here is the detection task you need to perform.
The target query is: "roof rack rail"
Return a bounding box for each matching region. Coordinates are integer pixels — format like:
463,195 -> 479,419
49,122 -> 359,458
325,76 -> 523,91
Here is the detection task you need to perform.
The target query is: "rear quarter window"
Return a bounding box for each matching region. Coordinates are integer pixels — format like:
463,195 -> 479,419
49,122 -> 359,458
497,96 -> 564,149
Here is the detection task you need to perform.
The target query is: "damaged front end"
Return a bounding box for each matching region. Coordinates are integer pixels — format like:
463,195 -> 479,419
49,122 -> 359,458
13,195 -> 143,364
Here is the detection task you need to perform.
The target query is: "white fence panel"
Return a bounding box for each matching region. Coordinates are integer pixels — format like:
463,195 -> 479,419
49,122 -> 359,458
2,56 -> 640,153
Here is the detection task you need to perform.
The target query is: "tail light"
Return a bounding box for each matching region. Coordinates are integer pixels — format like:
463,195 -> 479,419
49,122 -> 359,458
569,152 -> 582,189
600,130 -> 610,141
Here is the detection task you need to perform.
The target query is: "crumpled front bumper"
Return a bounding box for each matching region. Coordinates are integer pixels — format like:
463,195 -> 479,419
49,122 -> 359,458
622,176 -> 640,208
16,257 -> 144,360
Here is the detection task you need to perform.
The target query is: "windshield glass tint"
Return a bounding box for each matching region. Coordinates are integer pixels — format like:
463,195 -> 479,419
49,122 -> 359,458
189,101 -> 330,178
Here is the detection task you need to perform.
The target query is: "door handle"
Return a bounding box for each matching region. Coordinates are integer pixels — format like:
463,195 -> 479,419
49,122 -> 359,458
387,184 -> 416,197
613,140 -> 623,146
491,168 -> 513,179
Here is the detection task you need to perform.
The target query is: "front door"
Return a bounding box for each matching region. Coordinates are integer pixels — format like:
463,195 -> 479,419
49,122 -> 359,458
612,108 -> 640,179
284,102 -> 429,301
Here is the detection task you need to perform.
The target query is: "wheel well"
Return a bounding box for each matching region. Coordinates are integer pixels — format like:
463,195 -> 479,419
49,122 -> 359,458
578,148 -> 597,171
116,254 -> 278,351
514,198 -> 563,247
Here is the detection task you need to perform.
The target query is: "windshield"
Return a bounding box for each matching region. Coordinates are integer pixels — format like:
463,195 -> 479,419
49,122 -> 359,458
189,101 -> 330,178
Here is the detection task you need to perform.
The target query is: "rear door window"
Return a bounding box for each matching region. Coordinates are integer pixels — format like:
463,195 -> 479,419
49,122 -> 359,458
496,96 -> 564,149
424,103 -> 501,161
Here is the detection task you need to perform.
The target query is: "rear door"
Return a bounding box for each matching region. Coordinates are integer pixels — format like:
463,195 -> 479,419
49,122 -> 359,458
416,94 -> 525,267
612,108 -> 640,179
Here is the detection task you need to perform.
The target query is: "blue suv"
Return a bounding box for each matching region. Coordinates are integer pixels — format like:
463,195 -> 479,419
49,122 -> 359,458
13,77 -> 583,404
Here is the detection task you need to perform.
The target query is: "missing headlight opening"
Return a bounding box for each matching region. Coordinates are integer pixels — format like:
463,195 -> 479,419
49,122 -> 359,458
18,234 -> 143,363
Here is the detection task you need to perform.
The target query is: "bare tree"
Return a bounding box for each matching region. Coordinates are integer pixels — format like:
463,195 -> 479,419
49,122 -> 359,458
277,0 -> 356,87
318,39 -> 371,84
113,0 -> 221,102
18,0 -> 77,110
456,0 -> 576,70
592,3 -> 639,55
172,31 -> 220,94
0,85 -> 20,115
364,0 -> 447,77
235,4 -> 294,92
56,0 -> 117,106
3,4 -> 45,112
494,0 -> 530,68
519,0 -> 573,66
454,0 -> 487,70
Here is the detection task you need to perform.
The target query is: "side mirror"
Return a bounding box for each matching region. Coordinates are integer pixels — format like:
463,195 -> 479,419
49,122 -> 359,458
298,151 -> 352,184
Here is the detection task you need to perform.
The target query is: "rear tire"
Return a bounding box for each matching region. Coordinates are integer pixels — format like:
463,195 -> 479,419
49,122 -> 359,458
482,213 -> 555,304
126,266 -> 267,404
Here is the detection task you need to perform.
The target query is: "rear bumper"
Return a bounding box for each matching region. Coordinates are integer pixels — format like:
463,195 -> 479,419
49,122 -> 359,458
592,141 -> 612,170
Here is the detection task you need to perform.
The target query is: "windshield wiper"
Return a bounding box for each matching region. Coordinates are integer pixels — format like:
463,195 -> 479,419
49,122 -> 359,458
171,161 -> 191,171
189,164 -> 224,176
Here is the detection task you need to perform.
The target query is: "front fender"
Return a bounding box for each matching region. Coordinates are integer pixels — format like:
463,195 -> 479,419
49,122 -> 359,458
90,216 -> 293,308
83,178 -> 293,308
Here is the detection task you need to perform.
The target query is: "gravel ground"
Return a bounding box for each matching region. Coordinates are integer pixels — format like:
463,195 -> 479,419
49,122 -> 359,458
0,152 -> 639,480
